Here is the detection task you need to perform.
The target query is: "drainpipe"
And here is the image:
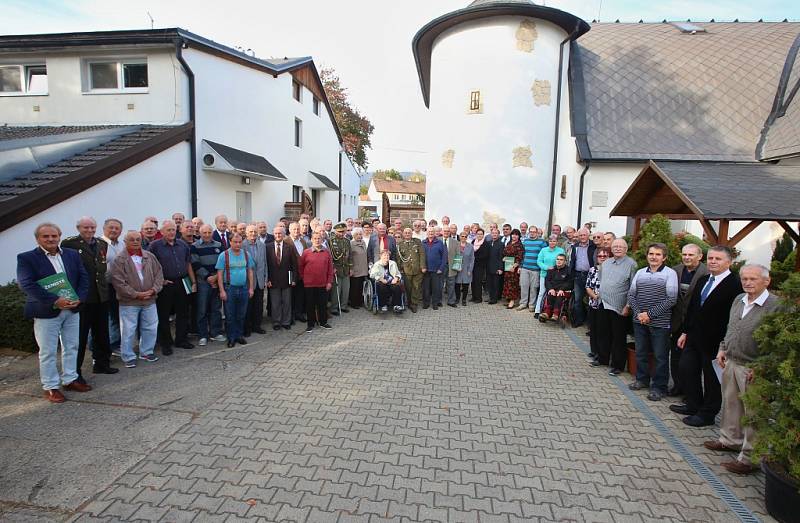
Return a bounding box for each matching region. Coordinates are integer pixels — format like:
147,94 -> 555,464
175,39 -> 198,217
575,161 -> 591,228
546,25 -> 581,233
337,150 -> 343,221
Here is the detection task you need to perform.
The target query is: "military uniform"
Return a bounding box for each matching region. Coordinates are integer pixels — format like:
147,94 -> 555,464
329,225 -> 352,314
60,235 -> 116,377
397,238 -> 426,311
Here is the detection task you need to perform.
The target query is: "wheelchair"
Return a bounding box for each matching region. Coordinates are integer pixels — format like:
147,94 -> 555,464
362,275 -> 406,315
538,290 -> 573,329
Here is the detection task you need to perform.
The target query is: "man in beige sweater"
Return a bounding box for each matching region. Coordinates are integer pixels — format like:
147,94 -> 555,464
703,264 -> 780,474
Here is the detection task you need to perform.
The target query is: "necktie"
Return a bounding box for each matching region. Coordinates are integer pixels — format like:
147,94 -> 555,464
699,275 -> 715,306
220,232 -> 227,249
276,243 -> 282,264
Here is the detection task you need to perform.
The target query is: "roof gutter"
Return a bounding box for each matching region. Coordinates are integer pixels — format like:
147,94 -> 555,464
546,26 -> 580,233
575,161 -> 591,228
175,38 -> 198,217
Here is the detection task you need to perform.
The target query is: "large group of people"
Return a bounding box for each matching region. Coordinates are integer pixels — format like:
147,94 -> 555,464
16,212 -> 779,477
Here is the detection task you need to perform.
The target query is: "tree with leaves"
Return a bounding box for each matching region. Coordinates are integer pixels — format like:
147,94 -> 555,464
320,67 -> 374,171
372,169 -> 403,181
772,232 -> 794,263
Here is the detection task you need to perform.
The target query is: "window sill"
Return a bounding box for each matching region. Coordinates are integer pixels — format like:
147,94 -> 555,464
82,89 -> 149,95
0,92 -> 49,97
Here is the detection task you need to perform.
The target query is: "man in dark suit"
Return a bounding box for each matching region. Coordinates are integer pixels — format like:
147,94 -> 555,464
668,244 -> 709,396
266,225 -> 297,330
212,214 -> 231,250
61,216 -> 118,379
485,228 -> 506,304
568,227 -> 596,327
670,246 -> 743,427
17,223 -> 91,403
287,222 -> 310,323
367,223 -> 397,265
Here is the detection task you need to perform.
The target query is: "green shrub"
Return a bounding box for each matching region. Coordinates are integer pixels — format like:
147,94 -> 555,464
0,282 -> 37,352
675,232 -> 710,256
632,214 -> 681,268
770,251 -> 796,290
743,273 -> 800,483
773,232 -> 795,264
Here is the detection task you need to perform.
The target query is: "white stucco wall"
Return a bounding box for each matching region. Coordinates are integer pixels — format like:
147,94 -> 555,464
340,153 -> 360,220
0,142 -> 189,284
186,49 -> 342,225
425,16 -> 567,227
0,48 -> 188,125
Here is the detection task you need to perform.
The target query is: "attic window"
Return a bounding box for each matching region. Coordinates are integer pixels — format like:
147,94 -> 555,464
468,90 -> 483,114
292,80 -> 302,102
670,22 -> 707,34
312,96 -> 320,116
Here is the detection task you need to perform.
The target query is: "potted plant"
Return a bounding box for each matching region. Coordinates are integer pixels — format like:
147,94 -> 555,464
743,272 -> 800,523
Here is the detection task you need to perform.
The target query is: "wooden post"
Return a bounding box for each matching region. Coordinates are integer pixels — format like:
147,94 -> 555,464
796,223 -> 800,273
717,219 -> 730,246
700,219 -> 719,245
632,216 -> 642,251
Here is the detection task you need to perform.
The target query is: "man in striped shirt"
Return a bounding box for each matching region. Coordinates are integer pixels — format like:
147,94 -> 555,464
518,226 -> 547,311
627,243 -> 679,401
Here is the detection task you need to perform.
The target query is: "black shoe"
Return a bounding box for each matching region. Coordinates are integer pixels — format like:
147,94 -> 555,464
330,310 -> 340,316
667,387 -> 683,397
462,300 -> 467,306
227,341 -> 235,348
253,328 -> 267,334
321,323 -> 332,329
447,303 -> 457,308
608,368 -> 622,376
342,309 -> 350,313
422,304 -> 430,309
432,305 -> 439,310
243,331 -> 252,338
93,365 -> 119,374
409,305 -> 417,313
683,414 -> 715,427
76,375 -> 87,385
669,403 -> 697,416
297,315 -> 307,322
488,300 -> 497,305
283,325 -> 291,330
176,342 -> 194,350
161,346 -> 173,356
236,337 -> 248,345
305,326 -> 314,333
589,360 -> 603,367
273,325 -> 281,331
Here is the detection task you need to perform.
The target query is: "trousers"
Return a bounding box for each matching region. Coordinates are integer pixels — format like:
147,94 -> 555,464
518,268 -> 540,308
269,287 -> 292,327
402,272 -> 423,306
719,359 -> 755,464
156,282 -> 189,348
78,301 -> 111,374
330,273 -> 350,312
33,310 -> 80,390
422,272 -> 443,307
680,339 -> 722,421
119,303 -> 158,362
305,287 -> 328,327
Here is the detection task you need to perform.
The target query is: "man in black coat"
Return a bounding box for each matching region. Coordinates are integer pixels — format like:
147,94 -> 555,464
266,226 -> 297,330
670,246 -> 743,427
485,228 -> 506,304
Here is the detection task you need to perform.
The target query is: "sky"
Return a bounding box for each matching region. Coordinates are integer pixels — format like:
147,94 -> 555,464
3,0 -> 799,173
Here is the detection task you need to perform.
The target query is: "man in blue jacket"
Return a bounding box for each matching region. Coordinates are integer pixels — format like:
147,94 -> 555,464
17,223 -> 90,403
422,227 -> 447,310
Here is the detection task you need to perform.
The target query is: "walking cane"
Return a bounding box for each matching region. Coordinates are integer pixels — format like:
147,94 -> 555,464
334,272 -> 342,316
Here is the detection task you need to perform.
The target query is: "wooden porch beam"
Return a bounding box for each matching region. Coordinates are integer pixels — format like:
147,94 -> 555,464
632,216 -> 642,251
700,219 -> 719,245
726,220 -> 762,248
778,221 -> 800,244
717,220 -> 730,246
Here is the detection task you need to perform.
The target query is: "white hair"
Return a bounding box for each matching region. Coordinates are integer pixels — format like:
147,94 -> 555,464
740,264 -> 770,279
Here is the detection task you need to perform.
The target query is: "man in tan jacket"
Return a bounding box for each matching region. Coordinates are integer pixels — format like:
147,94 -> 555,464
110,231 -> 164,368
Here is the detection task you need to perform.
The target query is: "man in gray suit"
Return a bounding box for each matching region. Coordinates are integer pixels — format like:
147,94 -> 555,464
703,264 -> 780,474
668,243 -> 709,396
443,224 -> 460,307
244,225 -> 268,336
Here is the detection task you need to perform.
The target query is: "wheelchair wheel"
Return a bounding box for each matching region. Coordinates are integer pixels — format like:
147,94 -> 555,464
362,280 -> 373,312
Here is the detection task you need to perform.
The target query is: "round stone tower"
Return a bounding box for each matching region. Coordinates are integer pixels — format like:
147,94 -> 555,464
413,0 -> 589,227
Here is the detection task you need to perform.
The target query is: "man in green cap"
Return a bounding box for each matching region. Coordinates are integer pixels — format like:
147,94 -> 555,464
329,222 -> 351,315
397,227 -> 426,313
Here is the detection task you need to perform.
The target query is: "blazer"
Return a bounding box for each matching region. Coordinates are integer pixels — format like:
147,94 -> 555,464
442,237 -> 460,277
60,235 -> 109,303
212,229 -> 231,250
682,272 -> 743,355
486,237 -> 506,273
670,262 -> 709,335
17,247 -> 89,319
454,242 -> 475,284
569,243 -> 597,273
244,240 -> 268,289
111,250 -> 164,306
367,235 -> 397,265
266,239 -> 297,289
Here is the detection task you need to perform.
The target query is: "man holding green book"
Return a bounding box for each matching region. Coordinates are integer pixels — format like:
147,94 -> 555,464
17,223 -> 90,403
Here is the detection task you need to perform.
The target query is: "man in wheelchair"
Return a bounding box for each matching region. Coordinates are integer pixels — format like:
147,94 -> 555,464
369,249 -> 404,313
539,254 -> 574,322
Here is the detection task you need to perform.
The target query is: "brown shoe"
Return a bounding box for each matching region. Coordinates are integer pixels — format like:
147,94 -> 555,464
64,381 -> 93,392
721,460 -> 758,475
44,389 -> 66,403
703,440 -> 740,452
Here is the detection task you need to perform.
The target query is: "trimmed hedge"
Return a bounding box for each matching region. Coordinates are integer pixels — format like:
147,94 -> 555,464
0,282 -> 37,352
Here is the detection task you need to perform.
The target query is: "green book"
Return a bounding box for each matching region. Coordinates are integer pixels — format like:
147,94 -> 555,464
37,272 -> 79,306
181,275 -> 194,295
503,256 -> 516,272
451,254 -> 463,272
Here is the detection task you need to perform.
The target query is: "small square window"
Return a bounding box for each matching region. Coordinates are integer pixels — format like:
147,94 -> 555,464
469,90 -> 481,112
90,62 -> 119,89
123,63 -> 148,88
313,97 -> 320,115
294,118 -> 303,147
0,66 -> 22,92
292,80 -> 302,102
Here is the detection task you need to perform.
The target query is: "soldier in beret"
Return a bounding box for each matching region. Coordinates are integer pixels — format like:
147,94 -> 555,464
397,227 -> 426,313
329,223 -> 352,315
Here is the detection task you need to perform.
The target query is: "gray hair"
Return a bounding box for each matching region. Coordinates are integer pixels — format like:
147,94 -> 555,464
681,243 -> 703,256
548,234 -> 559,241
76,216 -> 96,227
352,227 -> 363,236
34,222 -> 61,238
708,245 -> 734,261
740,264 -> 770,279
103,218 -> 122,228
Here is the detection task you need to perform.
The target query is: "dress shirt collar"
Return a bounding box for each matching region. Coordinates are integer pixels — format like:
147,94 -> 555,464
742,288 -> 769,307
40,246 -> 62,256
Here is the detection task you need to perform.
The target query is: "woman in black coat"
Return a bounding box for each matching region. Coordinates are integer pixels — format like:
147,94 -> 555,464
471,228 -> 489,303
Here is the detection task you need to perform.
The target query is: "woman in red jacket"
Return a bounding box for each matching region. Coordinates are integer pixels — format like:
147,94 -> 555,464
298,232 -> 334,332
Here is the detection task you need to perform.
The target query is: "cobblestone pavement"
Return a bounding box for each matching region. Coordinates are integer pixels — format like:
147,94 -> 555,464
2,303 -> 770,522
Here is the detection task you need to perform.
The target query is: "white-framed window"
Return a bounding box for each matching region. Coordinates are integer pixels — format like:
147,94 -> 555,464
0,64 -> 48,95
85,59 -> 148,92
312,96 -> 320,115
468,89 -> 483,114
294,118 -> 303,147
292,80 -> 302,102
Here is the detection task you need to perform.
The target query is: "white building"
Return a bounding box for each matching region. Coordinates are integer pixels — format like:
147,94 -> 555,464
413,0 -> 800,265
367,178 -> 425,205
0,28 -> 359,282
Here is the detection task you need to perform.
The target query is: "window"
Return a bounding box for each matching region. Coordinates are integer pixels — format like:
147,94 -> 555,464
292,185 -> 302,202
292,80 -> 302,102
469,90 -> 481,112
87,59 -> 148,92
294,118 -> 302,147
312,96 -> 320,115
0,64 -> 48,94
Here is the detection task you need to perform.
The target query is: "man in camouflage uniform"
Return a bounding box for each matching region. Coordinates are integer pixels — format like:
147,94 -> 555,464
329,223 -> 351,315
397,227 -> 426,313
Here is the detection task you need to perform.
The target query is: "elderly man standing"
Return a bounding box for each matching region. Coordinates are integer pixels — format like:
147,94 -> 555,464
288,222 -> 309,323
485,227 -> 506,305
422,227 -> 447,310
519,226 -> 546,311
596,239 -> 637,375
213,214 -> 231,250
442,225 -> 460,307
257,221 -> 274,244
569,228 -> 596,327
703,265 -> 780,474
266,225 -> 297,330
329,223 -> 352,315
101,218 -> 124,356
244,224 -> 268,336
148,220 -> 196,355
367,223 -> 398,265
140,220 -> 158,250
668,244 -> 708,396
217,233 -> 254,347
672,246 -> 743,427
299,231 -> 335,332
190,224 -> 224,346
62,216 -> 118,379
397,227 -> 426,313
18,223 -> 90,402
111,231 -> 164,368
412,220 -> 426,241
